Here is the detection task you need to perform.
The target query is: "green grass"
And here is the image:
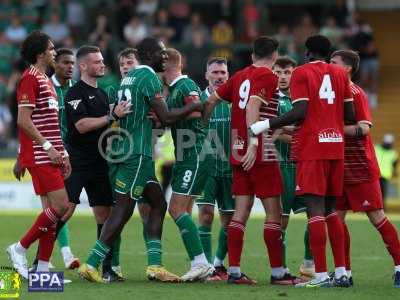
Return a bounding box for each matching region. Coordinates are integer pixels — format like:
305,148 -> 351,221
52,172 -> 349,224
0,212 -> 399,300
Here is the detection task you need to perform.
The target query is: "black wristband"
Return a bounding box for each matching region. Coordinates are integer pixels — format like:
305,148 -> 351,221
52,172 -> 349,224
111,110 -> 120,121
355,126 -> 363,138
248,127 -> 256,138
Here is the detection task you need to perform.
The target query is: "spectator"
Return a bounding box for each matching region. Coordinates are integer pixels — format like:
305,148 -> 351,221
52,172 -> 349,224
320,16 -> 344,48
241,0 -> 261,42
210,19 -> 234,61
292,14 -> 317,51
4,12 -> 27,44
0,75 -> 12,148
136,0 -> 158,18
19,0 -> 39,31
169,0 -> 190,42
89,14 -> 111,44
66,0 -> 86,39
124,15 -> 149,47
43,0 -> 67,22
115,0 -> 136,41
0,32 -> 18,76
0,0 -> 15,31
274,24 -> 293,54
42,11 -> 71,45
182,13 -> 210,45
375,134 -> 399,209
152,9 -> 175,45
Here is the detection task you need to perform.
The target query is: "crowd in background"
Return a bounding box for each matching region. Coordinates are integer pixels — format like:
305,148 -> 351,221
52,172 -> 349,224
0,0 -> 379,153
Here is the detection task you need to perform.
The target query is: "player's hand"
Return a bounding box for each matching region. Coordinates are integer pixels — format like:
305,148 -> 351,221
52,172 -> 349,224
114,100 -> 132,118
62,156 -> 72,179
241,143 -> 257,171
147,110 -> 162,128
47,147 -> 63,165
13,160 -> 25,181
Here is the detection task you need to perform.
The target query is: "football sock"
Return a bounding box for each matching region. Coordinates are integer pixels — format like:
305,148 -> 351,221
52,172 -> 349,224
57,222 -> 70,249
315,272 -> 329,281
282,230 -> 287,268
97,224 -> 112,273
335,267 -> 347,279
375,217 -> 400,266
326,212 -> 346,268
227,220 -> 245,268
175,213 -> 204,261
20,208 -> 59,249
111,234 -> 121,267
37,260 -> 49,272
263,222 -> 283,268
146,239 -> 162,266
304,226 -> 313,260
191,253 -> 209,268
198,225 -> 212,263
228,266 -> 241,277
86,240 -> 110,269
308,216 -> 327,273
215,227 -> 228,264
343,222 -> 351,271
38,224 -> 56,262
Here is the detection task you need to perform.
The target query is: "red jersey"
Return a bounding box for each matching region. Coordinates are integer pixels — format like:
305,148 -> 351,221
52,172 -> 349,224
344,83 -> 380,184
216,65 -> 278,165
289,61 -> 353,161
17,66 -> 65,167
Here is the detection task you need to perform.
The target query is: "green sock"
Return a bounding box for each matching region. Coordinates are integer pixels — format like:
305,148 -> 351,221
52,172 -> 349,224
282,230 -> 287,268
175,213 -> 204,260
86,240 -> 110,269
198,225 -> 212,263
146,239 -> 162,266
57,223 -> 69,248
215,227 -> 228,262
304,226 -> 313,260
111,234 -> 121,267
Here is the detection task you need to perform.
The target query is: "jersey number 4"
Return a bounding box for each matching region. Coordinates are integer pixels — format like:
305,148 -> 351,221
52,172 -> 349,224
319,74 -> 335,104
238,79 -> 251,109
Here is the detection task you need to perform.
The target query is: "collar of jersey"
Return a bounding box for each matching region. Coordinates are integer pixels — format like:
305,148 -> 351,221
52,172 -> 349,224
204,86 -> 212,97
278,90 -> 288,98
169,75 -> 188,87
135,65 -> 156,74
51,74 -> 73,87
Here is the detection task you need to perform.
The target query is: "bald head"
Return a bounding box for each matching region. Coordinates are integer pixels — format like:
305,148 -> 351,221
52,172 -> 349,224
165,48 -> 182,70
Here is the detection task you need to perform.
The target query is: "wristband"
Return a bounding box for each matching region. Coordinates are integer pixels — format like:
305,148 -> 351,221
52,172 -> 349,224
42,141 -> 52,151
250,119 -> 270,135
64,150 -> 69,157
111,110 -> 120,121
355,126 -> 363,138
249,137 -> 259,146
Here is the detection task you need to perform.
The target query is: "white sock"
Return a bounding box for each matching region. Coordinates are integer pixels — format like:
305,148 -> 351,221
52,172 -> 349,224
271,267 -> 286,278
315,272 -> 329,281
347,270 -> 352,278
303,259 -> 314,267
213,257 -> 224,267
228,266 -> 241,277
15,242 -> 26,254
37,260 -> 49,272
395,265 -> 400,272
335,267 -> 347,279
61,246 -> 73,260
191,253 -> 208,268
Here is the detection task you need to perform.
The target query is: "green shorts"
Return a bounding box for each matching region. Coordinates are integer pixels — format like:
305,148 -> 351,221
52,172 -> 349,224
196,176 -> 235,212
171,156 -> 210,196
281,166 -> 306,216
113,155 -> 156,200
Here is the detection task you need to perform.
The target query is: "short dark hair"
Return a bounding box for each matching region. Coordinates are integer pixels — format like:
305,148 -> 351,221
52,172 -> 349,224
207,57 -> 227,67
76,45 -> 101,59
20,30 -> 52,64
305,35 -> 332,59
273,56 -> 297,69
252,36 -> 279,59
118,48 -> 137,61
136,37 -> 162,62
55,48 -> 74,61
331,49 -> 360,76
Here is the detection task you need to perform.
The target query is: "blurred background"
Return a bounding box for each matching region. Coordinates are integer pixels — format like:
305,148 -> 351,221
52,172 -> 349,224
0,0 -> 398,211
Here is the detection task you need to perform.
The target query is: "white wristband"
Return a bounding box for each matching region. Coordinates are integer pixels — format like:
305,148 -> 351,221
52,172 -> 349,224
42,141 -> 52,151
249,137 -> 259,146
250,119 -> 270,135
64,150 -> 69,157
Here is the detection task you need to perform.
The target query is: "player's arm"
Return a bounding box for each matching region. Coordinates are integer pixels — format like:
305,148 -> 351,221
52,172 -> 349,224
344,121 -> 370,137
202,92 -> 221,124
276,133 -> 292,143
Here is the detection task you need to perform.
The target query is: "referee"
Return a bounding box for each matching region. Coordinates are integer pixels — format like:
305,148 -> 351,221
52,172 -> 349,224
64,45 -> 130,282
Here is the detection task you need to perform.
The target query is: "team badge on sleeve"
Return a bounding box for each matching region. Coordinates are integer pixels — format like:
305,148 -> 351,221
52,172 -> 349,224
68,99 -> 82,110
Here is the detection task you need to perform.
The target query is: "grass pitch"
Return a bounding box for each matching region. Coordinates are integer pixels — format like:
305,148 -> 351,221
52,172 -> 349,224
0,211 -> 399,300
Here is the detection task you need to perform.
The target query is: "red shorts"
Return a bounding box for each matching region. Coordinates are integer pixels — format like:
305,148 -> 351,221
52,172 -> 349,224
296,160 -> 344,197
27,165 -> 65,196
232,163 -> 283,199
336,179 -> 383,212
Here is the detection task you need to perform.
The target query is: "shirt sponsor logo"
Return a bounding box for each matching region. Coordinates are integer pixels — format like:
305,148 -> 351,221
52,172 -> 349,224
318,129 -> 343,143
121,76 -> 135,86
20,93 -> 30,104
232,137 -> 244,150
68,99 -> 82,110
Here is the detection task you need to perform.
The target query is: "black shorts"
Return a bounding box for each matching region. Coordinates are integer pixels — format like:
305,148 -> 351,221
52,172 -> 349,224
65,162 -> 114,207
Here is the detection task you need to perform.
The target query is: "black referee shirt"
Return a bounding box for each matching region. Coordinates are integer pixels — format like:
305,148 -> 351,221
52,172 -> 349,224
64,80 -> 109,170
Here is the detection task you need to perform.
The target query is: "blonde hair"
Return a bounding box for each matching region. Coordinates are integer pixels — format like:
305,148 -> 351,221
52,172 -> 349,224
166,48 -> 182,69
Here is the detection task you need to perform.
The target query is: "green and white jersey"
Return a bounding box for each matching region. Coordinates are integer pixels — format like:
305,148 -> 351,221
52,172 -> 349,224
275,90 -> 295,169
167,75 -> 208,161
115,65 -> 163,159
51,75 -> 75,142
202,87 -> 232,177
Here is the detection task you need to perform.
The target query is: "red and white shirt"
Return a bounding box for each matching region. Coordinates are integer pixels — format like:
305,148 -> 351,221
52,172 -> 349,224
344,83 -> 380,184
17,66 -> 65,167
289,61 -> 353,161
216,64 -> 279,165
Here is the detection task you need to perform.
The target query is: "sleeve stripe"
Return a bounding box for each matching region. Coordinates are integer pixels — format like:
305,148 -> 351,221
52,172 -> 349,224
292,98 -> 309,103
359,120 -> 373,126
249,95 -> 268,105
18,104 -> 35,107
344,98 -> 354,102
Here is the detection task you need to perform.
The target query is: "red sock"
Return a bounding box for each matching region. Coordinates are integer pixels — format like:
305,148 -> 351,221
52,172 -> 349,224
38,224 -> 57,261
343,222 -> 351,271
326,212 -> 346,268
263,222 -> 283,268
308,216 -> 327,273
227,220 -> 245,267
375,217 -> 400,265
20,208 -> 59,249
